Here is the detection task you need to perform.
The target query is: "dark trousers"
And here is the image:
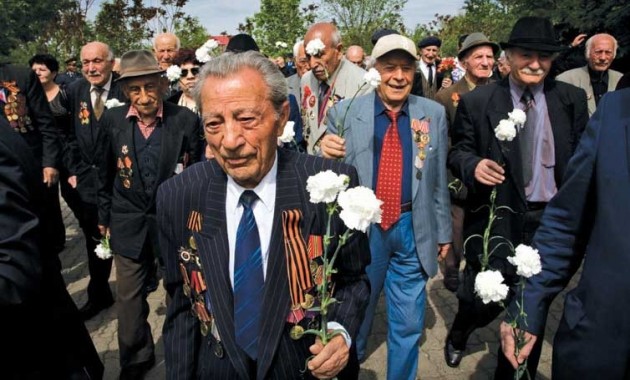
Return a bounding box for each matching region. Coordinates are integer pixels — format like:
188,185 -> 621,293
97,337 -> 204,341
42,182 -> 66,254
443,203 -> 465,283
60,180 -> 113,304
449,208 -> 545,379
115,237 -> 157,369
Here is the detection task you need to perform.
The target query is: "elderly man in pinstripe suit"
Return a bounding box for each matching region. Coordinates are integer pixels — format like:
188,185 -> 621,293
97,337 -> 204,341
157,51 -> 370,379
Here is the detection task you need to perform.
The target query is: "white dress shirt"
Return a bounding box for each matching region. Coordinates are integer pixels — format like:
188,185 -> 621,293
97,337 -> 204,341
90,75 -> 112,107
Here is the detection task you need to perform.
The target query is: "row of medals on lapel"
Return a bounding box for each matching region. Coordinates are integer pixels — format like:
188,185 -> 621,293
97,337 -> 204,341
179,235 -> 224,358
288,259 -> 328,341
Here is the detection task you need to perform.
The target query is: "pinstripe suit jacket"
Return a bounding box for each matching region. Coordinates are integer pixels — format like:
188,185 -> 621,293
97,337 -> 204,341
157,149 -> 370,379
326,92 -> 452,277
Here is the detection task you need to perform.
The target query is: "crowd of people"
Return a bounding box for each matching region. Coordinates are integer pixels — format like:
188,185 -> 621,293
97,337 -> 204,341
0,14 -> 628,380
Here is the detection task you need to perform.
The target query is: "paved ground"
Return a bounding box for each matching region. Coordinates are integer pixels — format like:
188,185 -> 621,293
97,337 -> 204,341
59,199 -> 578,379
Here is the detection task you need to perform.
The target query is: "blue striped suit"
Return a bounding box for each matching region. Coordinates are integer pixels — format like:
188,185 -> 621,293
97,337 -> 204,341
157,149 -> 371,379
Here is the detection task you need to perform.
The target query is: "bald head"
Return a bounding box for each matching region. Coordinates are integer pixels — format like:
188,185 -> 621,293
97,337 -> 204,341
585,33 -> 617,72
304,22 -> 343,81
346,45 -> 365,68
153,32 -> 180,69
80,41 -> 114,87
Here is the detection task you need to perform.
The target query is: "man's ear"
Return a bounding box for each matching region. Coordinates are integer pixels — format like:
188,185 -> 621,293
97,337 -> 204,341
276,100 -> 290,137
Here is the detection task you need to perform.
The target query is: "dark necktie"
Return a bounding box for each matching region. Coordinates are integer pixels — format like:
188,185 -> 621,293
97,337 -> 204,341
318,81 -> 330,123
375,110 -> 402,230
93,86 -> 105,120
519,88 -> 535,184
234,190 -> 264,360
427,63 -> 434,87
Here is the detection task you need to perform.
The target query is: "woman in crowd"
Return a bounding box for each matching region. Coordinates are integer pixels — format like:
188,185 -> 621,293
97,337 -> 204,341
167,48 -> 201,113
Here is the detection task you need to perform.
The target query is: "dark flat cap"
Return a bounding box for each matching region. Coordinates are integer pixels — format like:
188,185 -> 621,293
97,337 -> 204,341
418,36 -> 442,49
226,34 -> 260,53
371,29 -> 399,46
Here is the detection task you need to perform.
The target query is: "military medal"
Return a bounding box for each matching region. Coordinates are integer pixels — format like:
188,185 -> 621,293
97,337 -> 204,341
188,236 -> 197,250
214,341 -> 224,358
290,325 -> 305,340
200,321 -> 209,336
300,293 -> 315,309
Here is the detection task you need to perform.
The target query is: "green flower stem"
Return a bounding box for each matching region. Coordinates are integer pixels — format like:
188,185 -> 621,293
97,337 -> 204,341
336,83 -> 367,139
480,187 -> 499,270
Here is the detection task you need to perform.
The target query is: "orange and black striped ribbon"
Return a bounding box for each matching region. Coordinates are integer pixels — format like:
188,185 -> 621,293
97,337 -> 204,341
187,210 -> 203,232
282,209 -> 314,308
308,235 -> 323,260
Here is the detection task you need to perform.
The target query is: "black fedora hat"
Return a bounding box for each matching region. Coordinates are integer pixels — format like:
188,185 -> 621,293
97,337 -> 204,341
500,16 -> 565,52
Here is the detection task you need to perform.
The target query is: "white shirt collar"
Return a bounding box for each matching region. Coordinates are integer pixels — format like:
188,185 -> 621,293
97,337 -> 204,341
91,74 -> 113,93
226,153 -> 278,214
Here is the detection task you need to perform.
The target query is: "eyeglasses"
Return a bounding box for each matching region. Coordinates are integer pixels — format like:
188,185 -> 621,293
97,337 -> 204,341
181,67 -> 200,77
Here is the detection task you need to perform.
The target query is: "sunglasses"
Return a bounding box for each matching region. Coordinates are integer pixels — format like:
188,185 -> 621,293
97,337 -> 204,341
181,67 -> 200,77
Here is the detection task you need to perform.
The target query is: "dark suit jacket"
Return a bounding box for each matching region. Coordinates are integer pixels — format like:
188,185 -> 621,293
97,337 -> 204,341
157,149 -> 370,379
447,77 -> 588,263
517,89 -> 630,378
65,75 -> 126,205
98,102 -> 202,259
411,64 -> 445,99
0,63 -> 61,169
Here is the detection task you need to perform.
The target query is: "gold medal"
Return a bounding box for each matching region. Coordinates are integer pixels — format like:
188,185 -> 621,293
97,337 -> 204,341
188,236 -> 197,250
310,261 -> 318,274
200,321 -> 209,336
290,325 -> 304,340
300,293 -> 314,309
214,341 -> 224,358
122,178 -> 131,189
420,134 -> 430,144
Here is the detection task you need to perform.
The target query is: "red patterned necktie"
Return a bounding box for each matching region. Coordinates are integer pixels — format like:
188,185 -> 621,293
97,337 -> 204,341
376,110 -> 402,230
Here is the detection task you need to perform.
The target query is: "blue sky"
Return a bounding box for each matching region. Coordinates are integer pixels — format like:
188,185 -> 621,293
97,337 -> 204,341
89,0 -> 465,35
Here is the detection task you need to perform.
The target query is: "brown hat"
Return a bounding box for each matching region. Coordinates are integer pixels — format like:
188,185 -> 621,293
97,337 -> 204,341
372,34 -> 417,61
500,17 -> 565,53
116,50 -> 163,81
458,32 -> 500,60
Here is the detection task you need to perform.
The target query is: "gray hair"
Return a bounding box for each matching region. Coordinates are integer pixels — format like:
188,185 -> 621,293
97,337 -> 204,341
293,40 -> 304,58
153,32 -> 181,50
331,27 -> 342,46
585,33 -> 617,59
193,51 -> 288,116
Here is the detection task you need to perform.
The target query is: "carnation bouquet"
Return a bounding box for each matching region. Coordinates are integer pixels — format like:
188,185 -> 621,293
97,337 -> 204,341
437,57 -> 457,78
302,171 -> 382,371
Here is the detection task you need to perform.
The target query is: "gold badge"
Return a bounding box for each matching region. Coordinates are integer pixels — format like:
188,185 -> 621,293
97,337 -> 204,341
290,325 -> 305,340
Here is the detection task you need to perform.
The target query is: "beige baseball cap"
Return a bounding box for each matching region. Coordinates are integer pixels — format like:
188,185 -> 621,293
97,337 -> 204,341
371,34 -> 417,61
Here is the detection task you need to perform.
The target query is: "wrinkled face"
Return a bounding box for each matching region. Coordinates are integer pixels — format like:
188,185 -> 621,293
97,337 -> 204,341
462,45 -> 495,81
588,36 -> 615,72
31,63 -> 55,85
178,62 -> 200,96
123,75 -> 165,119
295,44 -> 310,77
154,35 -> 179,69
374,51 -> 415,111
200,68 -> 288,189
304,31 -> 343,81
507,48 -> 553,87
420,45 -> 439,65
81,43 -> 114,87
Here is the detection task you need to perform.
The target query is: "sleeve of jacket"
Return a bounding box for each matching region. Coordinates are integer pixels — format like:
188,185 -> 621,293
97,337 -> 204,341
327,163 -> 371,339
433,108 -> 453,244
25,70 -> 61,169
447,94 -> 485,191
185,113 -> 203,166
157,176 -> 200,379
510,93 -> 601,335
96,114 -> 116,227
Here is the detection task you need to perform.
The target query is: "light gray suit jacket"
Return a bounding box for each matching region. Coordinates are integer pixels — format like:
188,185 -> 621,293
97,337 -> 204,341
556,65 -> 622,116
301,58 -> 372,154
326,92 -> 452,277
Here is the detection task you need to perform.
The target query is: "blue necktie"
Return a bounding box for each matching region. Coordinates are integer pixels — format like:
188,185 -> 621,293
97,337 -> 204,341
234,190 -> 264,360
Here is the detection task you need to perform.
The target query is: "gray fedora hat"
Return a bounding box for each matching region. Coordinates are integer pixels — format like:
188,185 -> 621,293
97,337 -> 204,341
116,50 -> 163,81
458,32 -> 500,60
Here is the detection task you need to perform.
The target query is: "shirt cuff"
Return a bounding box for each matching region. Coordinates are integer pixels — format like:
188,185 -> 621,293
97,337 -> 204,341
326,321 -> 352,348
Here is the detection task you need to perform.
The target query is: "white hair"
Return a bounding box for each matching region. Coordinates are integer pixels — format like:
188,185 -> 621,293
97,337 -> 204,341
293,41 -> 304,58
585,33 -> 617,59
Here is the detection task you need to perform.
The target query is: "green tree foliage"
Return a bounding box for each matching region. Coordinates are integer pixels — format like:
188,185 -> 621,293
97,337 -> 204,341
320,0 -> 407,50
175,17 -> 210,50
94,0 -> 156,56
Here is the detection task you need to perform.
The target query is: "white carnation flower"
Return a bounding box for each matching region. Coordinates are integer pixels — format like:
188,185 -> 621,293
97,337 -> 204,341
494,119 -> 517,141
337,186 -> 383,233
306,170 -> 349,204
305,38 -> 326,56
278,121 -> 295,144
166,65 -> 182,82
95,242 -> 112,260
508,109 -> 527,128
195,39 -> 218,63
474,270 -> 509,304
363,68 -> 381,88
104,98 -> 125,109
508,244 -> 542,278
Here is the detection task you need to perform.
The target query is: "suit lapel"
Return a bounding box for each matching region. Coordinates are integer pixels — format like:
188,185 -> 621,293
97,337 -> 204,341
195,161 -> 251,379
156,104 -> 185,183
349,93 -> 375,189
257,149 -> 305,379
545,81 -> 574,184
408,96 -> 427,197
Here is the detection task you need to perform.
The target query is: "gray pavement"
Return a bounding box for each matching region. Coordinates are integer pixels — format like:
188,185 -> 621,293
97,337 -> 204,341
59,198 -> 577,379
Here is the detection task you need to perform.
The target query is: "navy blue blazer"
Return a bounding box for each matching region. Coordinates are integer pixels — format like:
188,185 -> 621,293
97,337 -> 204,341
515,88 -> 630,378
157,149 -> 370,379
